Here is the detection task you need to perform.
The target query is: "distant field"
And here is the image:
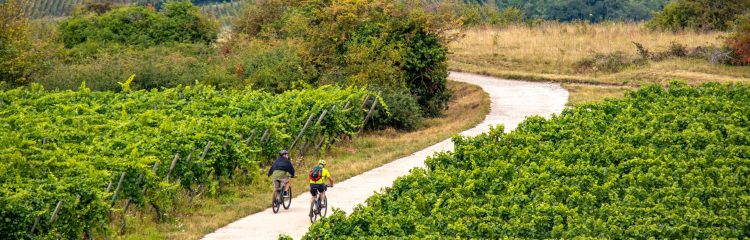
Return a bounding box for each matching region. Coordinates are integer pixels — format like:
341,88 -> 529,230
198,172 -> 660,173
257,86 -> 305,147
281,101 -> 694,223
449,22 -> 750,86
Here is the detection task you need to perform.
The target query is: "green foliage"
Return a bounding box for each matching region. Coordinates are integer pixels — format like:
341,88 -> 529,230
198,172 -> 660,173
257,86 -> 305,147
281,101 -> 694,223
0,0 -> 43,86
37,43 -> 238,91
228,39 -> 315,93
235,0 -> 457,117
365,88 -> 424,131
305,82 -> 750,239
58,1 -> 218,48
0,85 -> 375,238
648,0 -> 750,31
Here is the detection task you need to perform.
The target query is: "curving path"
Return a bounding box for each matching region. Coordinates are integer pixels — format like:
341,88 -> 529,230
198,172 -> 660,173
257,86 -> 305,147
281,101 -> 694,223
202,72 -> 569,240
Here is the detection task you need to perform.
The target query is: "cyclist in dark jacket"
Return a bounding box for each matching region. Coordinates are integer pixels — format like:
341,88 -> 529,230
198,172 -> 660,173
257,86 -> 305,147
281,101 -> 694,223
268,150 -> 295,196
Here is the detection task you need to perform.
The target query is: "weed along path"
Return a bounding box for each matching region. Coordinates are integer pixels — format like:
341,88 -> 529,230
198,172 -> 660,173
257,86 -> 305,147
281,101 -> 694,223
202,72 -> 569,240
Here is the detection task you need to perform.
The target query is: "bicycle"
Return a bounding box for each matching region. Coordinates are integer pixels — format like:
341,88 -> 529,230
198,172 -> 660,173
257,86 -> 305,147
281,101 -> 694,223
271,178 -> 292,213
309,185 -> 331,223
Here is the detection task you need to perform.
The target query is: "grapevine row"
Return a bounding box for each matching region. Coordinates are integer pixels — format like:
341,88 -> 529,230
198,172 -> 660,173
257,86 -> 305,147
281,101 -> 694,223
305,82 -> 750,239
0,83 -> 382,238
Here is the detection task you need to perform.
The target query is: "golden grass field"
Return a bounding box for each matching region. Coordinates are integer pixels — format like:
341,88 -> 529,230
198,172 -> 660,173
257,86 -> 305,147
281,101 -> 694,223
449,22 -> 750,105
120,81 -> 490,240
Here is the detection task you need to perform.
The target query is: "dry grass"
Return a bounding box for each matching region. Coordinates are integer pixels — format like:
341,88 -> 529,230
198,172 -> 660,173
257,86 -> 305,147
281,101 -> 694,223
449,22 -> 750,86
563,84 -> 631,106
119,81 -> 490,240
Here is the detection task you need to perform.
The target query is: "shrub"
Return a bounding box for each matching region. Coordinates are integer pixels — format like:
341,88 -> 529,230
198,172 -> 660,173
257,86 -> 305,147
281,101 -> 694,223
36,44 -> 238,91
574,52 -> 643,73
648,0 -> 750,31
229,40 -> 315,93
58,1 -> 218,48
0,0 -> 45,86
235,0 -> 457,118
365,88 -> 423,131
727,13 -> 750,65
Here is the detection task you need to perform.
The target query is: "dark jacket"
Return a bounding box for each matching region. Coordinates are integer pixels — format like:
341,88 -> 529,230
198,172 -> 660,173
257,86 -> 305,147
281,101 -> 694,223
267,156 -> 295,177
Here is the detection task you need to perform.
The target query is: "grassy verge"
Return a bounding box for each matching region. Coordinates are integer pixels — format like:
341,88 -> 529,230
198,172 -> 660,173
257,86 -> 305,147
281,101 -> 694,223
563,84 -> 632,106
448,22 -> 750,86
119,81 -> 490,239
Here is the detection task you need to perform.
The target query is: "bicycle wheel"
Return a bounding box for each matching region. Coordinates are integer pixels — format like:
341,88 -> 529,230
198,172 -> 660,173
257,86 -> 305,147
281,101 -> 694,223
309,200 -> 318,223
321,196 -> 328,217
272,190 -> 281,213
282,186 -> 292,209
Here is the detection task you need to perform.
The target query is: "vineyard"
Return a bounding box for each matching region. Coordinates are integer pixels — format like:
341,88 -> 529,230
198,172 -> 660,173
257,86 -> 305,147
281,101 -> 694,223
305,82 -> 750,239
0,80 -> 381,239
22,0 -> 242,19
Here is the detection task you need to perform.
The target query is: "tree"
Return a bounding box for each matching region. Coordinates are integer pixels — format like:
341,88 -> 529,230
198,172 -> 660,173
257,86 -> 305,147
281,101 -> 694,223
235,0 -> 458,117
0,0 -> 40,86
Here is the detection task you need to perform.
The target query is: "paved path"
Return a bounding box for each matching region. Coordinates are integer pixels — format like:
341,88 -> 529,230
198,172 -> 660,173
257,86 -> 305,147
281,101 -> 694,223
202,72 -> 569,240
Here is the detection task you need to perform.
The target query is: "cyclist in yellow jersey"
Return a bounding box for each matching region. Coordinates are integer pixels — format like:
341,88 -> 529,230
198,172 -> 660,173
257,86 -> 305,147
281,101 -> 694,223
309,159 -> 334,207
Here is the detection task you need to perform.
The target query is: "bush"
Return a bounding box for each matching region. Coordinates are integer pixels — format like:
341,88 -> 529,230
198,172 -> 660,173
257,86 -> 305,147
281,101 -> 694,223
234,0 -> 457,118
0,0 -> 45,86
36,44 -> 238,91
59,1 -> 218,48
365,88 -> 423,131
727,13 -> 750,65
648,0 -> 750,31
574,52 -> 644,73
229,39 -> 315,93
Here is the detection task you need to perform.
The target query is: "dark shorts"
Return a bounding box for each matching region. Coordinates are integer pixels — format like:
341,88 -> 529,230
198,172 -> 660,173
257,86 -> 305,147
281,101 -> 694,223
310,184 -> 327,196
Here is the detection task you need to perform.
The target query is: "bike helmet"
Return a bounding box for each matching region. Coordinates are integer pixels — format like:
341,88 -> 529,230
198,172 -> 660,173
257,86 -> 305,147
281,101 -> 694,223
279,150 -> 289,156
318,159 -> 327,165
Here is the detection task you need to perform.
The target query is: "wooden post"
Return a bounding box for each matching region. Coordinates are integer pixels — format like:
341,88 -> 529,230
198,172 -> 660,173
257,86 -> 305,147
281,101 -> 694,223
314,110 -> 328,126
30,215 -> 40,234
120,199 -> 131,235
49,200 -> 63,224
360,95 -> 371,109
245,129 -> 256,145
314,135 -> 326,151
259,128 -> 269,143
359,97 -> 379,134
290,113 -> 316,150
165,153 -> 180,181
111,172 -> 126,206
200,141 -> 213,160
42,138 -> 46,145
151,161 -> 159,174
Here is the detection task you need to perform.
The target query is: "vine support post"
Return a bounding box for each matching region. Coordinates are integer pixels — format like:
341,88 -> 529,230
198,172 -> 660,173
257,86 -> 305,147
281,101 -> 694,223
111,172 -> 126,207
259,128 -> 270,143
165,153 -> 180,181
360,95 -> 371,110
30,215 -> 40,234
120,199 -> 131,235
200,141 -> 213,160
359,95 -> 379,134
290,112 -> 316,150
49,200 -> 63,224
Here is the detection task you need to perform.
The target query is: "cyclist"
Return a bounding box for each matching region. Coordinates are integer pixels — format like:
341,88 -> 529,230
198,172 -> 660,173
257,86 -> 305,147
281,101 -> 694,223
309,159 -> 334,212
267,150 -> 295,197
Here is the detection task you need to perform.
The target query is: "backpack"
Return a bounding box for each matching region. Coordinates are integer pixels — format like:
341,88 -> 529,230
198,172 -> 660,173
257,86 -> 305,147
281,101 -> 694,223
309,165 -> 323,181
